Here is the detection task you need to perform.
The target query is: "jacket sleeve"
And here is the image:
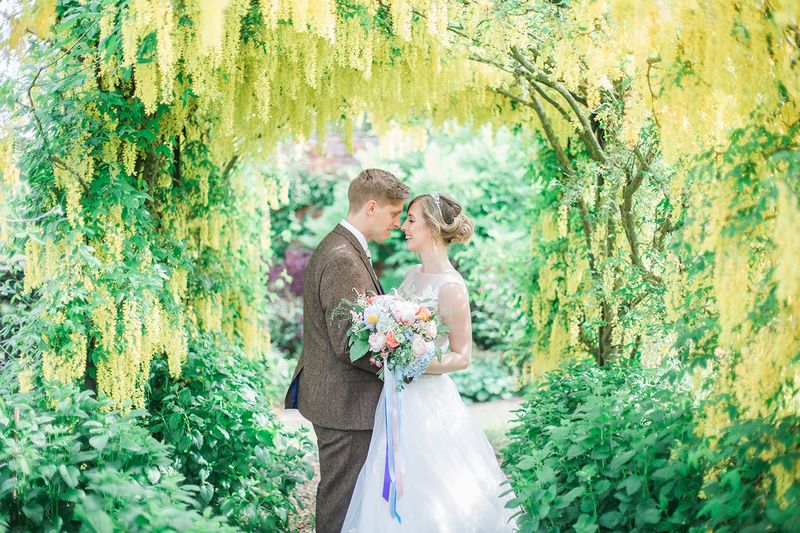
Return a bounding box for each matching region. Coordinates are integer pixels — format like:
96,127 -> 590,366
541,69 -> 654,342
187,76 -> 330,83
319,253 -> 380,375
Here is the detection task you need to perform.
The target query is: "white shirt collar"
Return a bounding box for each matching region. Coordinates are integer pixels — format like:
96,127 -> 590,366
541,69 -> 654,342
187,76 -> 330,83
339,219 -> 369,254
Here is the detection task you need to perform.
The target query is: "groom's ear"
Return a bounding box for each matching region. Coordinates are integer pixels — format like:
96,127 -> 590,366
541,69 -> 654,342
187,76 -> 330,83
364,199 -> 378,215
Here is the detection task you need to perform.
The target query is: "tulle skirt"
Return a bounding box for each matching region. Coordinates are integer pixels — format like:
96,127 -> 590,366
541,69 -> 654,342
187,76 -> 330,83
342,373 -> 519,532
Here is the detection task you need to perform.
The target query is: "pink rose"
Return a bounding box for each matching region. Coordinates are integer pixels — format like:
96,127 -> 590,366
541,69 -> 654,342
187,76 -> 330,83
416,306 -> 431,321
411,336 -> 427,358
391,300 -> 418,324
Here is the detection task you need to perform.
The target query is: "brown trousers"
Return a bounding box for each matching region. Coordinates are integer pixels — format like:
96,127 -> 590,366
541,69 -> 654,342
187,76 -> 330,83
312,424 -> 373,533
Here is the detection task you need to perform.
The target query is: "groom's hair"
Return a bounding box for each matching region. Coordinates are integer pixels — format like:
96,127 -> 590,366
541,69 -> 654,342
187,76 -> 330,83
348,169 -> 411,212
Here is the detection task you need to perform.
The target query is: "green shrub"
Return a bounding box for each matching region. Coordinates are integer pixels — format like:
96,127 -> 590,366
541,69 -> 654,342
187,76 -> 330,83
686,406 -> 800,532
148,333 -> 314,532
451,351 -> 517,403
504,358 -> 703,532
0,362 -> 234,532
267,292 -> 304,360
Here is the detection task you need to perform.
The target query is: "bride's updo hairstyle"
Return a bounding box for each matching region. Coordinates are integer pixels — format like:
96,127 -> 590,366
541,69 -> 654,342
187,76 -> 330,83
410,193 -> 474,245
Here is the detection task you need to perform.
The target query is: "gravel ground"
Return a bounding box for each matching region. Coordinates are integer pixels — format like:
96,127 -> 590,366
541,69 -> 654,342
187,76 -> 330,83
279,397 -> 522,533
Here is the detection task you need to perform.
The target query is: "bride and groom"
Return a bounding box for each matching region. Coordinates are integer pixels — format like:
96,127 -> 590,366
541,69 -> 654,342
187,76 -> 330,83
284,169 -> 518,532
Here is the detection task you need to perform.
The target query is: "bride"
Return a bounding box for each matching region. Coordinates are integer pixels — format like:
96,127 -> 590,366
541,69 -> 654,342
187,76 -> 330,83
341,193 -> 519,532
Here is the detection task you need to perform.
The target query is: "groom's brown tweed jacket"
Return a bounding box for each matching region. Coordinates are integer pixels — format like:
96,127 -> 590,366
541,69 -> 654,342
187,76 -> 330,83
284,224 -> 383,430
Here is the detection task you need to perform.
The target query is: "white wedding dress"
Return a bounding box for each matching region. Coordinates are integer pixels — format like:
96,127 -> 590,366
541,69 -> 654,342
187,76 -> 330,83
341,266 -> 519,532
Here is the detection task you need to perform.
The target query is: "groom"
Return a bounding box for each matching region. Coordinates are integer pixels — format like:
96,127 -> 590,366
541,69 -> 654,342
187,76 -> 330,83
284,168 -> 411,533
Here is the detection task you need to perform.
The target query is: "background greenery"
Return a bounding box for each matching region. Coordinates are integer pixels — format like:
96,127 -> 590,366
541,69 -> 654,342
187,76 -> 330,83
1,0 -> 799,531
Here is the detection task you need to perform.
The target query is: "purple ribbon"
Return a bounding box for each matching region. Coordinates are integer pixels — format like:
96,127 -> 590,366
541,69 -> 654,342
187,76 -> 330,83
381,369 -> 403,523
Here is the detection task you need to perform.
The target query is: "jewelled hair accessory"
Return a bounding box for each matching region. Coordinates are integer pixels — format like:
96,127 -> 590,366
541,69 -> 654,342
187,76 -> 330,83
431,193 -> 442,216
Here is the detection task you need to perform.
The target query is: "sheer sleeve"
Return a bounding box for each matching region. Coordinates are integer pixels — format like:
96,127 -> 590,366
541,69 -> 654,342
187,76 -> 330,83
398,265 -> 420,295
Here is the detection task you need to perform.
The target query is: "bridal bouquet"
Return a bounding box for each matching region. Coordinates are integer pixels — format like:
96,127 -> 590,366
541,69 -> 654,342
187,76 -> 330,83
336,290 -> 448,523
335,291 -> 448,389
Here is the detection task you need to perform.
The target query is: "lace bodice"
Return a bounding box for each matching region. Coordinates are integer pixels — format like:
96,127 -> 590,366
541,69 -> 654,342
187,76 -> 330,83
398,265 -> 465,308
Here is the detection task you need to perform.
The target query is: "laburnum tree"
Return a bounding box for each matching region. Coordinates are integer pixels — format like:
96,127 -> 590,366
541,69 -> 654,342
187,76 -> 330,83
2,0 -> 799,520
448,0 -> 800,509
0,0 -> 519,409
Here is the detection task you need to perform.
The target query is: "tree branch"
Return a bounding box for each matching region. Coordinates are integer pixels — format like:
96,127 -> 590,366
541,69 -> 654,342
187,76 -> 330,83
494,85 -> 596,271
530,81 -> 571,122
24,23 -> 101,195
513,87 -> 574,180
620,165 -> 644,267
651,218 -> 673,252
48,157 -> 90,193
576,198 -> 596,272
510,46 -> 606,162
619,160 -> 663,285
645,58 -> 661,129
469,53 -> 516,75
221,155 -> 240,180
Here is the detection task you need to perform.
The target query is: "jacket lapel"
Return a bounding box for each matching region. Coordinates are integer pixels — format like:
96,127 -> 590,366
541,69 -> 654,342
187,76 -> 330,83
333,224 -> 383,295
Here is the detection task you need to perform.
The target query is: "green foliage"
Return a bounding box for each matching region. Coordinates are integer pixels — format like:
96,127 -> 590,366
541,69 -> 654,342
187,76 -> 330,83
671,122 -> 800,364
504,359 -> 703,532
267,293 -> 304,360
266,164 -> 338,261
688,413 -> 800,532
148,333 -> 315,532
0,362 -> 235,533
0,252 -> 26,356
505,356 -> 800,531
450,351 -> 516,403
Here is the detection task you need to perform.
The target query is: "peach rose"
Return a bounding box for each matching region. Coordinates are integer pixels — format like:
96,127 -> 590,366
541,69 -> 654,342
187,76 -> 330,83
385,330 -> 400,351
416,306 -> 431,321
411,336 -> 427,357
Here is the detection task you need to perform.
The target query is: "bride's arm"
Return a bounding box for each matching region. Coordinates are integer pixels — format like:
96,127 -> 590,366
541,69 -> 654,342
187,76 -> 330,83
424,282 -> 472,374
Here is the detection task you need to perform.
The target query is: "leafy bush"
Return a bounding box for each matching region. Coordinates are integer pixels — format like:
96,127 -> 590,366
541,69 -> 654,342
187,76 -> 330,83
504,359 -> 703,532
267,291 -> 304,360
148,333 -> 315,532
686,405 -> 800,532
266,167 -> 338,262
268,247 -> 314,298
451,351 -> 517,403
0,253 -> 30,366
0,362 -> 234,532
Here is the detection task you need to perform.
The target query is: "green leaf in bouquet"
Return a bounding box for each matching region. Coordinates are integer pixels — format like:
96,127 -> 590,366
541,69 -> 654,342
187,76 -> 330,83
349,336 -> 370,362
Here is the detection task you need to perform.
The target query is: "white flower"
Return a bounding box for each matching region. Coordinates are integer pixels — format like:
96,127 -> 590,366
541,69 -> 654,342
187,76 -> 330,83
363,305 -> 382,329
391,299 -> 418,324
376,314 -> 397,333
369,332 -> 386,352
423,320 -> 438,339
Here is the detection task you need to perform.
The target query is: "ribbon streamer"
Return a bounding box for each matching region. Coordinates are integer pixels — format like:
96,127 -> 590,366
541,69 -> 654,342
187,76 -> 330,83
381,367 -> 404,523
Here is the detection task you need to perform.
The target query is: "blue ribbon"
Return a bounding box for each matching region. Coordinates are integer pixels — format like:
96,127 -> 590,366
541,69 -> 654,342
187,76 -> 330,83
381,370 -> 403,523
